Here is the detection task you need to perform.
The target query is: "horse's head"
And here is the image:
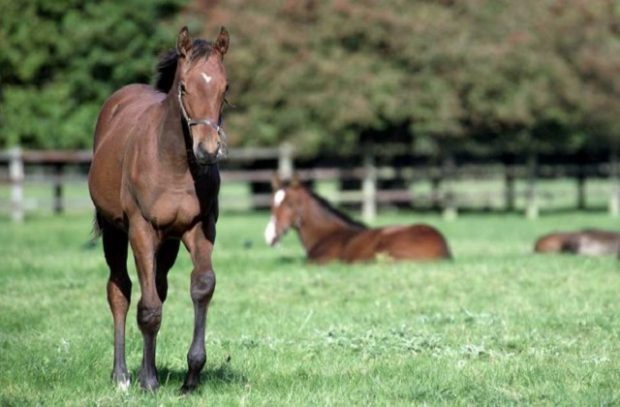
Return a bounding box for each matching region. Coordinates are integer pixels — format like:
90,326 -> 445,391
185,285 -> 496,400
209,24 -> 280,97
264,174 -> 305,246
176,26 -> 229,166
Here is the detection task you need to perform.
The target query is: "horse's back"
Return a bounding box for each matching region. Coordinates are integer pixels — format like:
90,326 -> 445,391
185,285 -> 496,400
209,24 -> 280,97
339,224 -> 451,262
379,224 -> 451,260
93,84 -> 164,151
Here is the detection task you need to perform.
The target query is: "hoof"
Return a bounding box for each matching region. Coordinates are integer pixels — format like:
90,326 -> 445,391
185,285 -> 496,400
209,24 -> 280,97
180,383 -> 198,394
181,373 -> 201,394
138,370 -> 160,391
111,370 -> 131,391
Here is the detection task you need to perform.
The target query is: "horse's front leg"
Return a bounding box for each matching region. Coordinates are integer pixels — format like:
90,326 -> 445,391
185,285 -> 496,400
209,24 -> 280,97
128,217 -> 162,391
181,221 -> 216,393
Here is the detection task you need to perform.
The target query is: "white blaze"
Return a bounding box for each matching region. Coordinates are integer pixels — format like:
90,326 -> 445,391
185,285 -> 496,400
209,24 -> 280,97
265,190 -> 286,245
201,72 -> 212,84
264,216 -> 277,246
274,189 -> 286,207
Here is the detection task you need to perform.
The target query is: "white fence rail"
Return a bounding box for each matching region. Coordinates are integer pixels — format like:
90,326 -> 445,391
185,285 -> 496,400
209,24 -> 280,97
1,146 -> 619,222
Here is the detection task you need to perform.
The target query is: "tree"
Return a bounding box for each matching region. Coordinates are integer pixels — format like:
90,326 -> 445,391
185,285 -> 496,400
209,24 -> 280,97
205,0 -> 619,158
0,0 -> 186,148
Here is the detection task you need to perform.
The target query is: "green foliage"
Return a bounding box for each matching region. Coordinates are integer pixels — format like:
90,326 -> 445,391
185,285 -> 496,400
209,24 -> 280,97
0,212 -> 619,404
1,0 -> 619,156
0,0 -> 186,148
216,0 -> 620,156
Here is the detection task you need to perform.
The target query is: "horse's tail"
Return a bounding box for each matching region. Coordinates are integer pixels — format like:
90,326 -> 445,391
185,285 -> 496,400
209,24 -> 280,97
92,212 -> 103,239
81,212 -> 102,250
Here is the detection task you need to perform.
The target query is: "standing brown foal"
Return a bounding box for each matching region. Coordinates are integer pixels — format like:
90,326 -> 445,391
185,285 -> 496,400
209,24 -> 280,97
265,176 -> 452,263
88,27 -> 230,392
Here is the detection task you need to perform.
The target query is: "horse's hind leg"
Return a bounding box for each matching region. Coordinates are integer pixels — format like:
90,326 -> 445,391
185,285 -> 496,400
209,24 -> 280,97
100,215 -> 131,389
155,239 -> 180,303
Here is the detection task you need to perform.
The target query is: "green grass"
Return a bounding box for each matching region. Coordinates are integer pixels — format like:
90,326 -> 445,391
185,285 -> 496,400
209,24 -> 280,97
0,211 -> 619,405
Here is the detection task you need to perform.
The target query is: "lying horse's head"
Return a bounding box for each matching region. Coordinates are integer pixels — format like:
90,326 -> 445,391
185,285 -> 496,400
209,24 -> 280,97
264,174 -> 304,246
174,26 -> 229,165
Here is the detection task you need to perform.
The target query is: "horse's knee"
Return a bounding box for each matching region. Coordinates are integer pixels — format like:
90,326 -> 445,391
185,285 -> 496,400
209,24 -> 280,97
137,300 -> 162,333
190,269 -> 216,303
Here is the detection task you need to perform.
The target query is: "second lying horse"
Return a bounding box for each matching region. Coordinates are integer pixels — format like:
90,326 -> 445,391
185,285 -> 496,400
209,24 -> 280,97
534,229 -> 620,256
264,177 -> 451,263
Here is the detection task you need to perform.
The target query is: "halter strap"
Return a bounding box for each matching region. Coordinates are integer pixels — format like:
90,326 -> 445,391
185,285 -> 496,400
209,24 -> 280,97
177,83 -> 223,134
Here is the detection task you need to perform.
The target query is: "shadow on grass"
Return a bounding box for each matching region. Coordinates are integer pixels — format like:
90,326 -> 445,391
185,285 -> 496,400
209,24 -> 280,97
156,359 -> 248,390
276,255 -> 304,265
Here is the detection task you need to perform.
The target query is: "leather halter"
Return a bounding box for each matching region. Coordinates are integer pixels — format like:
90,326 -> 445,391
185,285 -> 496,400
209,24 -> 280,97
177,83 -> 226,140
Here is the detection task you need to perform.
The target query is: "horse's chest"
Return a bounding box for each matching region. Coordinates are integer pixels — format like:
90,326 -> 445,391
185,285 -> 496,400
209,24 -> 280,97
144,190 -> 202,233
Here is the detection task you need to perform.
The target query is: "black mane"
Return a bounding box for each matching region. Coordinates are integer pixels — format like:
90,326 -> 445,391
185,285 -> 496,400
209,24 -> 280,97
154,39 -> 214,93
303,186 -> 367,230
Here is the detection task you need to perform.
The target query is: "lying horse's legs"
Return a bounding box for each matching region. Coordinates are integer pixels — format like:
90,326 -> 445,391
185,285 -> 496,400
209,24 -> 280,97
181,222 -> 216,392
155,239 -> 180,303
129,218 -> 162,391
101,216 -> 131,389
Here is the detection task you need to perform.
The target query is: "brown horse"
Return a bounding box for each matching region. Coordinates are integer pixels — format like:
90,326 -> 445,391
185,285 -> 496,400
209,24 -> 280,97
264,176 -> 452,263
88,27 -> 229,392
534,229 -> 620,256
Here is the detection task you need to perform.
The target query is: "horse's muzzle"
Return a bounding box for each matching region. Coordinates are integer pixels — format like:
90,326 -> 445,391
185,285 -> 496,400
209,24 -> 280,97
195,141 -> 221,165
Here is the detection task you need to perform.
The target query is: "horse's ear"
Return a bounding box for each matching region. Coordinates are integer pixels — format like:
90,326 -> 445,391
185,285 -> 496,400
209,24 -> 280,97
290,173 -> 301,188
177,26 -> 192,59
214,27 -> 229,57
271,173 -> 282,190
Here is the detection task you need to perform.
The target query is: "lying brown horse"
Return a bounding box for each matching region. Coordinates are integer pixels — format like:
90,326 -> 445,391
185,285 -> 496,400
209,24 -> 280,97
264,177 -> 452,263
88,27 -> 230,392
534,229 -> 620,256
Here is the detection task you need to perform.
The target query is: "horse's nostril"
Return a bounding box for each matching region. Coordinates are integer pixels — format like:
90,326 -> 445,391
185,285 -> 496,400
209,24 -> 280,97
195,143 -> 207,160
194,142 -> 219,164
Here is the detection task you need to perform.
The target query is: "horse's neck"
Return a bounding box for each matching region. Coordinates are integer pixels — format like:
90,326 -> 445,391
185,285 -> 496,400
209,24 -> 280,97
156,91 -> 193,175
295,196 -> 358,255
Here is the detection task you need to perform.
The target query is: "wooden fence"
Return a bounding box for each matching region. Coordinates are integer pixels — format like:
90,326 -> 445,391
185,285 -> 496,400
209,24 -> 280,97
1,146 -> 619,222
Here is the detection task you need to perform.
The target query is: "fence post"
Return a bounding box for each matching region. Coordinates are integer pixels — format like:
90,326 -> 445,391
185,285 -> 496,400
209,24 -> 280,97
278,143 -> 294,179
504,164 -> 516,212
525,153 -> 539,219
53,163 -> 64,214
442,156 -> 457,221
9,147 -> 24,222
362,151 -> 377,223
576,167 -> 586,210
430,167 -> 442,211
610,150 -> 619,217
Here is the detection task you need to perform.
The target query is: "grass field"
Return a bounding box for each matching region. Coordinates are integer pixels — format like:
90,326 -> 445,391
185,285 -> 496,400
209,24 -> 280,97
1,210 -> 619,405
